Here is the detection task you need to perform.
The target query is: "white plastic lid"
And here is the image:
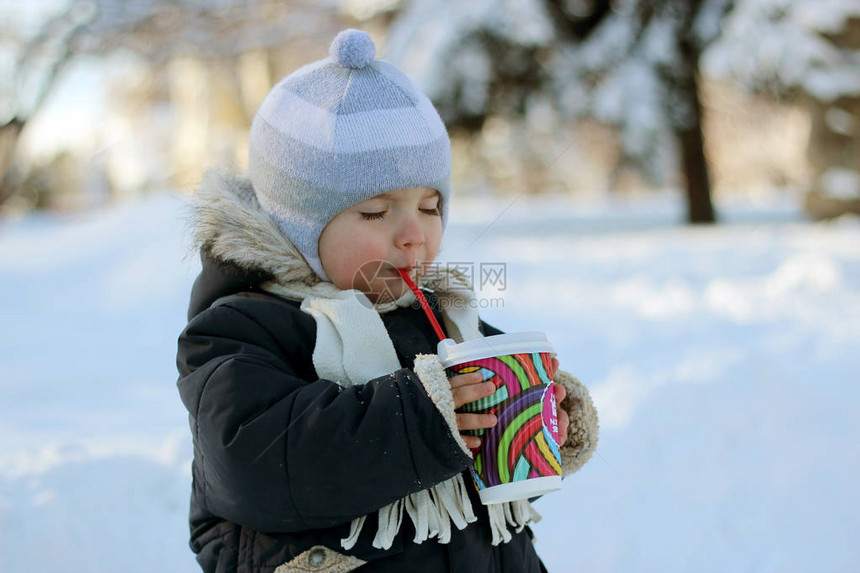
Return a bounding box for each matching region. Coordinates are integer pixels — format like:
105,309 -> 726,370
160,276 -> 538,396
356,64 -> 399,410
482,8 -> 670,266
436,331 -> 554,367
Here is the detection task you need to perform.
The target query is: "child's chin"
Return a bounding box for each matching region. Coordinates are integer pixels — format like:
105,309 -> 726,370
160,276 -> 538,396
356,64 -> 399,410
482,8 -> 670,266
365,281 -> 408,304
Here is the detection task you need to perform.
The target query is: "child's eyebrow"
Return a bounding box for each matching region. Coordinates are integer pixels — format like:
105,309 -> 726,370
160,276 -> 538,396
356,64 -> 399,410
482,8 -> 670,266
372,189 -> 439,200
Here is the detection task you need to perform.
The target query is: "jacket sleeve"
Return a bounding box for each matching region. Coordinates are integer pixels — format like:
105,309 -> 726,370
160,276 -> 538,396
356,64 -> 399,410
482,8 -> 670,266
176,301 -> 473,533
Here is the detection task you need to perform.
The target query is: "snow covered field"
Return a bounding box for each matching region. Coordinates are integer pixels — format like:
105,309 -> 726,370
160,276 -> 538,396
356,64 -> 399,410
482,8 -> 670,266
1,192 -> 858,572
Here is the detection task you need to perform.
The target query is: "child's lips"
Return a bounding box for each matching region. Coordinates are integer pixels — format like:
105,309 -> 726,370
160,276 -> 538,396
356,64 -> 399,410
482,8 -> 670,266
382,264 -> 413,274
375,263 -> 416,277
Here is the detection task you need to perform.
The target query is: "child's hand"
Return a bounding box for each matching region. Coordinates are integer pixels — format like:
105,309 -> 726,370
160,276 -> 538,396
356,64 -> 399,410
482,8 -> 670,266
448,372 -> 498,449
551,357 -> 570,446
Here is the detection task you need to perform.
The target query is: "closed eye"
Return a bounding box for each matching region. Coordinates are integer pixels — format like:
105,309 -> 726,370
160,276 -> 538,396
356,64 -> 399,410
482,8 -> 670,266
420,198 -> 441,216
360,211 -> 387,220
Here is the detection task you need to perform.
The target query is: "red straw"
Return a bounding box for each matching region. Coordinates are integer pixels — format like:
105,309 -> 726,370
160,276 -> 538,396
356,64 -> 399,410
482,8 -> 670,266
397,269 -> 447,342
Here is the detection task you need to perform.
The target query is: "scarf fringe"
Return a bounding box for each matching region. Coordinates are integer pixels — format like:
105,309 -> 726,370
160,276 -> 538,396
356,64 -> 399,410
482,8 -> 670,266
486,499 -> 543,545
341,473 -> 538,551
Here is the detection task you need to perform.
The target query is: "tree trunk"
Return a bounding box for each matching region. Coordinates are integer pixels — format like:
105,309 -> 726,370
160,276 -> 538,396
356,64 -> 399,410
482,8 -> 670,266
677,66 -> 716,223
0,119 -> 25,207
674,3 -> 716,224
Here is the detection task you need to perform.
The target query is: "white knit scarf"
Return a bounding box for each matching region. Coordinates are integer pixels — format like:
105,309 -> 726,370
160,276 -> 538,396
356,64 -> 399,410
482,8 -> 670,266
260,269 -> 539,550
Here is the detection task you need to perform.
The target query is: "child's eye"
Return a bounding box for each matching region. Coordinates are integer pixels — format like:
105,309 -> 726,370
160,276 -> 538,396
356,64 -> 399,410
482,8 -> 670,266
420,205 -> 441,216
360,211 -> 387,220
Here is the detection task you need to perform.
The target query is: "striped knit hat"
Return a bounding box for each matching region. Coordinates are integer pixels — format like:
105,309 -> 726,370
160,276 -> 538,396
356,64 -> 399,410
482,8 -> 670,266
248,29 -> 452,281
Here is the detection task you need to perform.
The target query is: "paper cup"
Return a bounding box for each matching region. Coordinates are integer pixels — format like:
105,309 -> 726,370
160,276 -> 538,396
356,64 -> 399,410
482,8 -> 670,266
437,332 -> 563,504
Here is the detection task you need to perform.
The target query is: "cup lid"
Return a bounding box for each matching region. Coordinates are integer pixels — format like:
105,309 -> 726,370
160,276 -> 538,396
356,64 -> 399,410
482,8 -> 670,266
437,331 -> 554,367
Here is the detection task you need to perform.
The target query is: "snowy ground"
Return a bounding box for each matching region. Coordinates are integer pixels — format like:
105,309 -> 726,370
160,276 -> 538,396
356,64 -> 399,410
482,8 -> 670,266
1,191 -> 858,572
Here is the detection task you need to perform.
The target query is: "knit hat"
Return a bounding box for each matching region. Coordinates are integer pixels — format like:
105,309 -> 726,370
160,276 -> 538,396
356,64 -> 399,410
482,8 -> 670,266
248,29 -> 452,281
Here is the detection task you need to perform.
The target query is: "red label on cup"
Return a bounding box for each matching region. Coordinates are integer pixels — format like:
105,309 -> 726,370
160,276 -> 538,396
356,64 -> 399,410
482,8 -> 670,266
542,384 -> 560,445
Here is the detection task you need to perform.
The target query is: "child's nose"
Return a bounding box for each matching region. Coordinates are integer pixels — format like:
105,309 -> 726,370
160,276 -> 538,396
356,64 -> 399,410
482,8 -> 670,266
395,215 -> 425,249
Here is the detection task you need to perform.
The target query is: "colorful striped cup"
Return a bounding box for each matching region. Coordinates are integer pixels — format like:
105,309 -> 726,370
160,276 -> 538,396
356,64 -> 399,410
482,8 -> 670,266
437,332 -> 563,504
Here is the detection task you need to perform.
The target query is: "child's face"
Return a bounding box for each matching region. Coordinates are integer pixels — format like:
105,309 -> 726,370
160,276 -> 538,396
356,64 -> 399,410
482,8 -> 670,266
319,187 -> 443,303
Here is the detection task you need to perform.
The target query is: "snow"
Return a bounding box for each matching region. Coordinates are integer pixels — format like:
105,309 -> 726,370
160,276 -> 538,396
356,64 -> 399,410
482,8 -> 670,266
1,192 -> 859,572
0,195 -> 199,571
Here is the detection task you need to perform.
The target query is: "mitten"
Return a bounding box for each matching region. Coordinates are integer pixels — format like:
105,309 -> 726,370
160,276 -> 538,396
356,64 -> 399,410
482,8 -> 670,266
554,369 -> 599,476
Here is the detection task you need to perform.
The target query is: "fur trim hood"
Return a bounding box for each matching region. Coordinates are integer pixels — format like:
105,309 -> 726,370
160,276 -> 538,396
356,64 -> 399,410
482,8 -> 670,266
190,169 -> 321,287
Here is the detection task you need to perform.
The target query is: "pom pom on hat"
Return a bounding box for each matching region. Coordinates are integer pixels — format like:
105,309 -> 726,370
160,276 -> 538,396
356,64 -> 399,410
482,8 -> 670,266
329,29 -> 376,69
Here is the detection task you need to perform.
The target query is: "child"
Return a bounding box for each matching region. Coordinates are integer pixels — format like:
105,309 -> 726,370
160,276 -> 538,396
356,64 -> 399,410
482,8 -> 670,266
177,29 -> 598,573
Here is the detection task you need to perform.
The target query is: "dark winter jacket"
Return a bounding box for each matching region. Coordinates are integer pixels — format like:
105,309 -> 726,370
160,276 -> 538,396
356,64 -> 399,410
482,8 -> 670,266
175,171 -> 599,573
178,252 -> 549,572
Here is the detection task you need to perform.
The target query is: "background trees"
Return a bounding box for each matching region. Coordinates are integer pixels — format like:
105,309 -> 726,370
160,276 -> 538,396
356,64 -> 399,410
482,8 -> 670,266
1,0 -> 858,221
388,0 -> 735,222
387,0 -> 858,223
0,0 -> 341,208
705,0 -> 860,219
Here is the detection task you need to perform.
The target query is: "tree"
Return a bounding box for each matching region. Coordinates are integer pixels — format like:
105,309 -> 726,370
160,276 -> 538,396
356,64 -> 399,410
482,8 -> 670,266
635,0 -> 730,223
704,0 -> 860,218
386,0 -> 734,223
0,0 -> 339,208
